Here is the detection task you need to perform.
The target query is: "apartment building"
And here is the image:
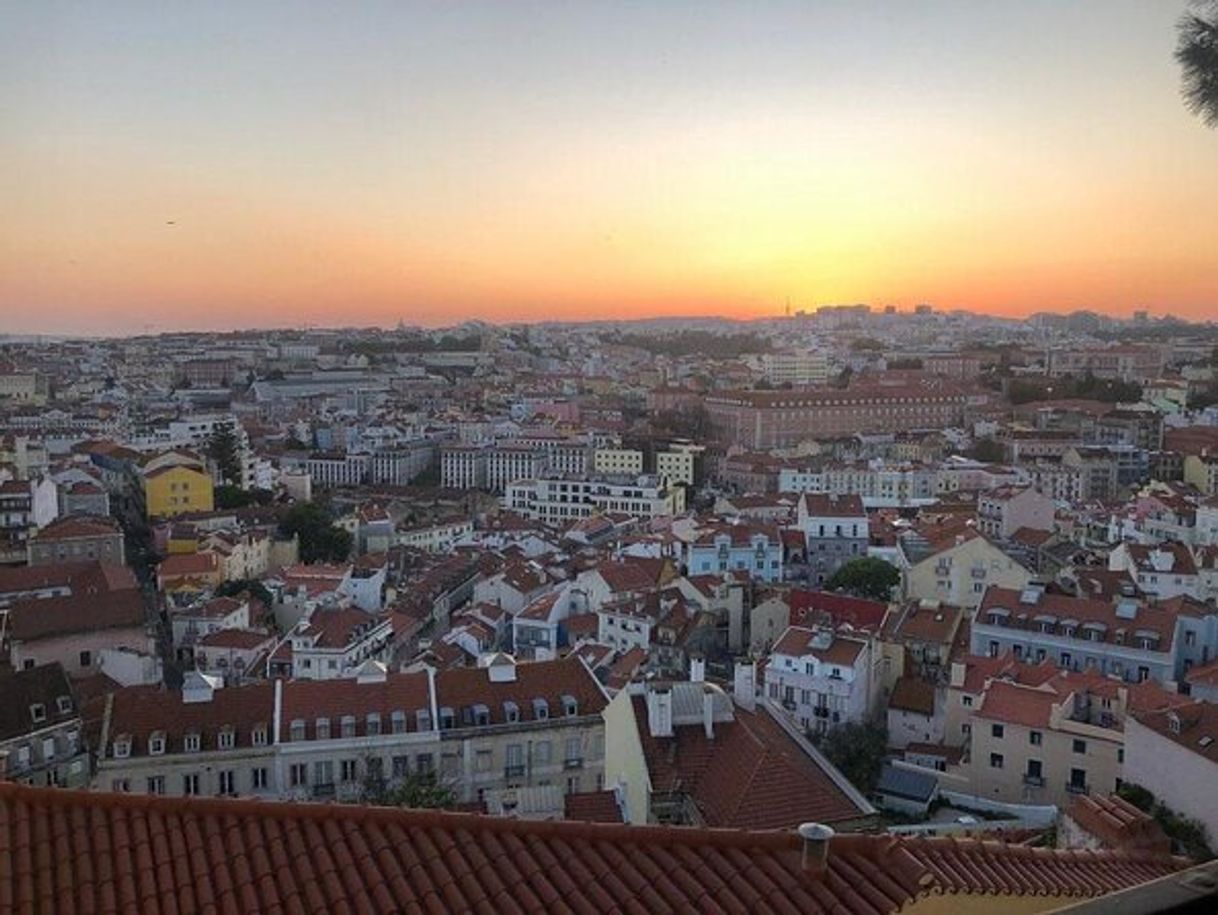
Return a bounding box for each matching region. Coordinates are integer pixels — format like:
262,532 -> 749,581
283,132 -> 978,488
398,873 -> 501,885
1108,541 -> 1199,601
433,654 -> 610,804
94,673 -> 279,798
1124,701 -> 1218,851
704,382 -> 969,449
280,607 -> 393,681
487,445 -> 547,492
655,445 -> 698,487
26,514 -> 125,566
751,350 -> 829,386
504,474 -> 684,524
1183,453 -> 1218,497
971,586 -> 1178,685
764,625 -> 874,735
976,486 -> 1056,541
795,493 -> 870,585
440,444 -> 489,489
0,664 -> 89,789
686,522 -> 783,583
960,666 -> 1182,808
779,462 -> 938,508
593,448 -> 644,476
905,533 -> 1034,610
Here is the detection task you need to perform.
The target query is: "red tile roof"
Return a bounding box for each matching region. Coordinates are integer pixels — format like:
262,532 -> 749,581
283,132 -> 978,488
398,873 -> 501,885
434,655 -> 608,726
0,781 -> 1185,914
280,671 -> 431,741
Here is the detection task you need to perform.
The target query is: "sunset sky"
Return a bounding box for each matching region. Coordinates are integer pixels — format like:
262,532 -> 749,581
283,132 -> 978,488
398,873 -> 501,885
2,1 -> 1216,335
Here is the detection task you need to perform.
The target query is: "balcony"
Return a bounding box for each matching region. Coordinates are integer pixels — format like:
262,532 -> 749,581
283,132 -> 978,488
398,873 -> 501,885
504,764 -> 526,779
1023,774 -> 1045,787
563,758 -> 584,770
1065,781 -> 1090,795
312,783 -> 336,799
782,698 -> 797,711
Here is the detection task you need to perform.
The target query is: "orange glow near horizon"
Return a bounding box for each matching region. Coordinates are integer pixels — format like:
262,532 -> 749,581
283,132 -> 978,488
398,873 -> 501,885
3,2 -> 1217,334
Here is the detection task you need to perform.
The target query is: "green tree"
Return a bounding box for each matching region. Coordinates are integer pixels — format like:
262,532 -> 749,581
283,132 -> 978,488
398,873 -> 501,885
363,771 -> 456,810
813,720 -> 889,794
280,501 -> 353,563
205,421 -> 243,485
1178,1 -> 1218,127
825,557 -> 900,602
967,437 -> 1005,463
1117,781 -> 1214,861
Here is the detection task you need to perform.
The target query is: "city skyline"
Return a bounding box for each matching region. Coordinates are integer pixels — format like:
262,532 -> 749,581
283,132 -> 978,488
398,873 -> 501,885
4,1 -> 1218,335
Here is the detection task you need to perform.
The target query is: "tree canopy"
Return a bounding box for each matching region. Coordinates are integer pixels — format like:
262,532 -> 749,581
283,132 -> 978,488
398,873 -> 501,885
204,421 -> 243,485
813,720 -> 888,795
825,557 -> 900,602
1178,1 -> 1218,127
280,501 -> 353,563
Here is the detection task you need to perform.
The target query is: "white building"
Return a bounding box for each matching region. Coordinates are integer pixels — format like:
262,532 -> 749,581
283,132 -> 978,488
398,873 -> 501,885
764,625 -> 874,735
504,474 -> 685,524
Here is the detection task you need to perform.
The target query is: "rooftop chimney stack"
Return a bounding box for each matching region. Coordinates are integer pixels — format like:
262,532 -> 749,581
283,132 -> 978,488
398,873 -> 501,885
689,654 -> 705,684
646,686 -> 673,738
798,823 -> 835,873
733,659 -> 756,712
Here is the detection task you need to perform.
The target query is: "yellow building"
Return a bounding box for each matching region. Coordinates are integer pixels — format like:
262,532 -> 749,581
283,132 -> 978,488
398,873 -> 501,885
143,458 -> 214,519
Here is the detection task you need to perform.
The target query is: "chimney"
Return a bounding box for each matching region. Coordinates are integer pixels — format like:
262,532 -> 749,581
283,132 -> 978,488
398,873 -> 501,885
733,659 -> 756,712
798,823 -> 835,873
646,686 -> 673,738
702,685 -> 715,740
689,654 -> 705,684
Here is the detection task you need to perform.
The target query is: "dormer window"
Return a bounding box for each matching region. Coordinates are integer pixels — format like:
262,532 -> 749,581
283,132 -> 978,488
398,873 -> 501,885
113,736 -> 131,759
533,698 -> 549,721
439,707 -> 455,730
366,713 -> 381,736
1168,712 -> 1181,735
149,732 -> 166,756
218,727 -> 235,750
290,719 -> 306,742
390,710 -> 407,735
416,709 -> 432,732
473,704 -> 490,727
251,725 -> 268,747
316,718 -> 331,740
56,696 -> 73,715
29,703 -> 46,724
562,695 -> 578,717
340,715 -> 356,738
504,701 -> 520,724
184,732 -> 201,752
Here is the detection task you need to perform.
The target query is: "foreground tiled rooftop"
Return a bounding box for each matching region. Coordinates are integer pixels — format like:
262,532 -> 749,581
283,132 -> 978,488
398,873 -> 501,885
0,781 -> 1188,914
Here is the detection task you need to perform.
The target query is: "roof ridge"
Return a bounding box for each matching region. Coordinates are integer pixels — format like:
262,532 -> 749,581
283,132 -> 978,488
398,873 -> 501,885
0,781 -> 805,852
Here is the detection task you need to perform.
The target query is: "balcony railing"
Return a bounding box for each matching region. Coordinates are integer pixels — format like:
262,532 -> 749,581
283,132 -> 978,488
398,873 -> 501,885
1065,782 -> 1090,795
312,783 -> 336,798
504,764 -> 526,779
1023,774 -> 1045,787
563,758 -> 584,770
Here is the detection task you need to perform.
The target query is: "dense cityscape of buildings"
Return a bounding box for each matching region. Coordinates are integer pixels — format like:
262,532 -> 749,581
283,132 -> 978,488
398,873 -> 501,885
2,304 -> 1218,910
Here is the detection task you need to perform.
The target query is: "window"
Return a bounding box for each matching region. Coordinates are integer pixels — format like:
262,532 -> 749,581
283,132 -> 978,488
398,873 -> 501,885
113,737 -> 131,759
79,651 -> 92,668
392,755 -> 410,778
184,732 -> 201,752
564,736 -> 583,768
475,749 -> 493,773
149,732 -> 166,756
366,713 -> 381,736
990,753 -> 1004,769
146,776 -> 165,795
56,695 -> 73,715
290,719 -> 306,742
340,759 -> 359,782
505,743 -> 525,778
391,711 -> 407,734
111,778 -> 130,792
217,770 -> 235,796
1118,748 -> 1125,764
504,701 -> 519,724
1073,739 -> 1087,755
534,740 -> 552,766
29,703 -> 46,724
182,773 -> 200,796
251,726 -> 268,747
415,754 -> 434,776
991,724 -> 1004,739
313,760 -> 334,787
251,768 -> 269,790
1030,731 -> 1043,746
962,696 -> 973,708
218,727 -> 235,750
340,715 -> 356,738
289,764 -> 308,787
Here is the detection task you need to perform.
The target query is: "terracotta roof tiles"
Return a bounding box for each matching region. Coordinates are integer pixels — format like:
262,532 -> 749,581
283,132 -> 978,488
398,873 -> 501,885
0,776 -> 1183,913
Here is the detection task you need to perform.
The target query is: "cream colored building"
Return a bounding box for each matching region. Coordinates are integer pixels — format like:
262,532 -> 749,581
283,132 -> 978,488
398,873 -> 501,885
655,448 -> 696,487
593,448 -> 644,476
905,534 -> 1034,610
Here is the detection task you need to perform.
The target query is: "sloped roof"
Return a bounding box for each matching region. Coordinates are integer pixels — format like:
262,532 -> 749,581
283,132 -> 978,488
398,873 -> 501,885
0,781 -> 1187,914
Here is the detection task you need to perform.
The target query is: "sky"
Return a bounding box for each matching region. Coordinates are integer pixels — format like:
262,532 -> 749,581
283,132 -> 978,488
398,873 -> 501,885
2,0 -> 1216,335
